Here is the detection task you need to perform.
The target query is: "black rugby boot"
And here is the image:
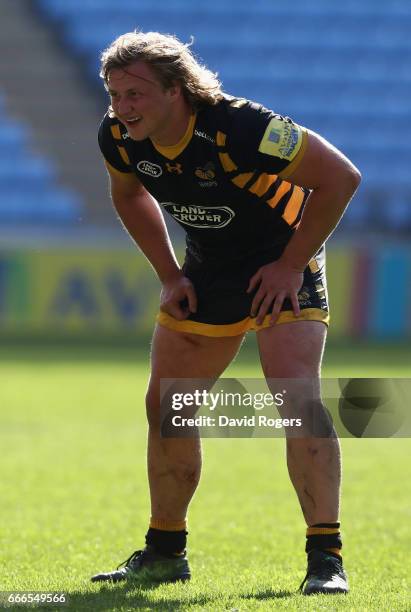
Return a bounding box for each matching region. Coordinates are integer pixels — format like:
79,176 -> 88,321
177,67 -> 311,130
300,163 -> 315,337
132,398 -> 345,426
299,549 -> 349,595
91,546 -> 191,584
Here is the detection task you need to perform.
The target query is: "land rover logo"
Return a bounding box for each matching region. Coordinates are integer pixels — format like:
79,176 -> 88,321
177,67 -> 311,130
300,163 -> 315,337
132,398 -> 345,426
137,160 -> 162,177
163,203 -> 235,228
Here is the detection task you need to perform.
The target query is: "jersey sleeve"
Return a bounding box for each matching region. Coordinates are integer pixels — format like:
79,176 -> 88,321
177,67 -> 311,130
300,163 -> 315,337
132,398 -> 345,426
98,114 -> 133,174
224,100 -> 308,179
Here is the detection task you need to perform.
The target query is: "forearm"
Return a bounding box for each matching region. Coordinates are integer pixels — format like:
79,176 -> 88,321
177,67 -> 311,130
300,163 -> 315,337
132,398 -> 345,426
113,191 -> 181,283
281,178 -> 360,271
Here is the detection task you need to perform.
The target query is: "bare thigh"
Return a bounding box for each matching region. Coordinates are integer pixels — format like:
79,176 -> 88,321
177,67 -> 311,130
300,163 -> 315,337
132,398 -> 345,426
147,324 -> 245,421
257,321 -> 328,431
257,321 -> 327,379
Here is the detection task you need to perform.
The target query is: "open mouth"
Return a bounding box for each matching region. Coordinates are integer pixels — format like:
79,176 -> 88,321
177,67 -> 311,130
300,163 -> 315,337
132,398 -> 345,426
125,117 -> 142,126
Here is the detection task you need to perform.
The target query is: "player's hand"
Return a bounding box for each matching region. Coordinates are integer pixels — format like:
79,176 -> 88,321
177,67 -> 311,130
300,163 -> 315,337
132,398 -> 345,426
160,274 -> 197,320
247,260 -> 304,325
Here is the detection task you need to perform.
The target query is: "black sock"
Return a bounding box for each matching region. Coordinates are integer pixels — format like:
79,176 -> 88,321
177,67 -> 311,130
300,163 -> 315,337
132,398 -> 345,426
306,522 -> 342,558
145,527 -> 187,556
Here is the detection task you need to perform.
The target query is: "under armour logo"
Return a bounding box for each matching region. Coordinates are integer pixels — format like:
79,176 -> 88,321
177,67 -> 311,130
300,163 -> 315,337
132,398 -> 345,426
166,162 -> 183,174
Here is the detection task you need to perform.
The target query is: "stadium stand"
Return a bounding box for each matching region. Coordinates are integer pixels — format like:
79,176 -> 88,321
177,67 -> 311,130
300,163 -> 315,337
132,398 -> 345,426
34,0 -> 411,231
0,93 -> 83,223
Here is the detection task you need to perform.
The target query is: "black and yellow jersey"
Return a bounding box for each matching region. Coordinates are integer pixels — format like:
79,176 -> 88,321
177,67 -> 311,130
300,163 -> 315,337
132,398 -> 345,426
98,95 -> 309,263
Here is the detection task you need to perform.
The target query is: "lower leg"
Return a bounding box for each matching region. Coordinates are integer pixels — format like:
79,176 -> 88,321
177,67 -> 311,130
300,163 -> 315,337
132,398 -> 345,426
147,431 -> 202,522
286,434 -> 341,526
145,429 -> 201,555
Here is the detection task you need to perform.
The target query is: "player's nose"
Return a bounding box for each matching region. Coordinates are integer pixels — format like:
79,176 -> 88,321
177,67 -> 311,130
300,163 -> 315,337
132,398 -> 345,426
117,97 -> 133,117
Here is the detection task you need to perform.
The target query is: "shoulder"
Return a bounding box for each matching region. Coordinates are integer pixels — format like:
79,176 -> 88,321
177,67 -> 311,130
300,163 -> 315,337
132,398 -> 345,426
224,96 -> 299,147
98,112 -> 133,173
98,112 -> 128,146
216,96 -> 307,175
198,95 -> 272,145
211,96 -> 279,155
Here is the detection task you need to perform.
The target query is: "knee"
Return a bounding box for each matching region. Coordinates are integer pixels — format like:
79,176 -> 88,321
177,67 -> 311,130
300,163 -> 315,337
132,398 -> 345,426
270,362 -> 320,379
283,399 -> 336,439
146,387 -> 187,435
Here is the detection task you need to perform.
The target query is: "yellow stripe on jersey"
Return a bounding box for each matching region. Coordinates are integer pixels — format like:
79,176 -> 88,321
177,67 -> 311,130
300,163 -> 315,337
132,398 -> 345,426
215,128 -> 306,212
266,181 -> 292,208
231,172 -> 254,188
259,117 -> 305,162
218,152 -> 238,172
309,258 -> 320,273
249,173 -> 278,198
110,124 -> 122,140
109,123 -> 132,167
282,188 -> 305,226
216,131 -> 227,146
104,160 -> 135,179
117,146 -> 131,165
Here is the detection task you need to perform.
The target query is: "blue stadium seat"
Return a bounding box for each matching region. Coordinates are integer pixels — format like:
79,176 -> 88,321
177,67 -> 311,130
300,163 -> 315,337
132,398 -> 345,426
379,198 -> 411,231
0,121 -> 30,147
2,188 -> 83,223
0,93 -> 84,223
0,156 -> 56,185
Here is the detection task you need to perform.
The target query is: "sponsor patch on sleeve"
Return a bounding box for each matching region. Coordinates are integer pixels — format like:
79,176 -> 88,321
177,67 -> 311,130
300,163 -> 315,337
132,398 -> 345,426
258,117 -> 304,161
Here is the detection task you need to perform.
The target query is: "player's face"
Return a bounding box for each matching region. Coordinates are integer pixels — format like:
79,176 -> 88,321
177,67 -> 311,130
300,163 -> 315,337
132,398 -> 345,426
107,61 -> 180,144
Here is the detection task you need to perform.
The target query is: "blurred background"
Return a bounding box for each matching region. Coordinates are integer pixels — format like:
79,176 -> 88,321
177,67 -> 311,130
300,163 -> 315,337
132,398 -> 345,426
1,0 -> 411,346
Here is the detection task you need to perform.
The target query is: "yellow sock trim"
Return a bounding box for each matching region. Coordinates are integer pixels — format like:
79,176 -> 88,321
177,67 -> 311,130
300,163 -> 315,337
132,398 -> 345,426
150,517 -> 187,531
307,527 -> 340,536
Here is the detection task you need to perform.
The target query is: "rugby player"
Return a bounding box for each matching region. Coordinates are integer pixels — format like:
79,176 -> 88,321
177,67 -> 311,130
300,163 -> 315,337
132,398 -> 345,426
91,31 -> 361,595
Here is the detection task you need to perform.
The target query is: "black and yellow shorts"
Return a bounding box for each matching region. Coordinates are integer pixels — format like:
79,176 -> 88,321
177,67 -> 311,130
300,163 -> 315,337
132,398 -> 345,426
157,245 -> 329,337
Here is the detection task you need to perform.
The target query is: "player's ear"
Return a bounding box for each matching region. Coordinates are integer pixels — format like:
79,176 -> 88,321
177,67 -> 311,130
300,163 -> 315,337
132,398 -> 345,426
166,82 -> 182,102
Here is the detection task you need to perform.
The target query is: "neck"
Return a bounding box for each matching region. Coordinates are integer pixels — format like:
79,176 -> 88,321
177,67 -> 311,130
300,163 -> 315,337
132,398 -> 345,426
151,100 -> 193,147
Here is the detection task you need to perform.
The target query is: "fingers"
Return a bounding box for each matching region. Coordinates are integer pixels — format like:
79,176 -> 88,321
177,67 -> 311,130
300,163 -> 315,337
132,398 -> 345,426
269,292 -> 287,325
290,292 -> 301,317
255,293 -> 276,325
250,287 -> 265,319
160,302 -> 186,320
253,291 -> 301,326
160,277 -> 198,321
249,263 -> 303,325
247,269 -> 262,293
185,283 -> 198,313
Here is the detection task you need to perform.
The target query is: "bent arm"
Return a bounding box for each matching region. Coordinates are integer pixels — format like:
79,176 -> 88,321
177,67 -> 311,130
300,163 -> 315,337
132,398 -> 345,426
279,130 -> 361,271
106,163 -> 181,283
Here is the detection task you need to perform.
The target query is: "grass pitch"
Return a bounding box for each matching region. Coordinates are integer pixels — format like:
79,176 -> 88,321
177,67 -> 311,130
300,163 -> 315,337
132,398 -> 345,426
1,340 -> 410,611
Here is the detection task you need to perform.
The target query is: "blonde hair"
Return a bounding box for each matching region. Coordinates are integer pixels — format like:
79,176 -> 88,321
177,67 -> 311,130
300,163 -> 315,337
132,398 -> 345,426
100,31 -> 224,110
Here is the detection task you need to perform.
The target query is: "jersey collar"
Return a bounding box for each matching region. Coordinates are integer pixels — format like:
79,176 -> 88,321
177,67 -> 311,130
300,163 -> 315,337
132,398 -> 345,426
151,113 -> 196,160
